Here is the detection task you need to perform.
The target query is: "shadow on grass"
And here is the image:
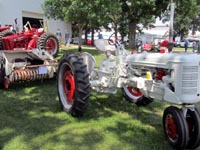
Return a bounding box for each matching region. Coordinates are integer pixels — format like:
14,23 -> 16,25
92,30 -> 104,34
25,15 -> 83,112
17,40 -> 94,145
0,79 -> 168,150
0,79 -> 64,149
1,79 -> 200,150
81,91 -> 174,150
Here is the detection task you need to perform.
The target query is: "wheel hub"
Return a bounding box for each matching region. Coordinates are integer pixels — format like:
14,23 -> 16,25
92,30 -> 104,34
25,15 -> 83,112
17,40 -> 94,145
63,70 -> 75,104
45,38 -> 56,54
127,87 -> 142,97
165,114 -> 178,141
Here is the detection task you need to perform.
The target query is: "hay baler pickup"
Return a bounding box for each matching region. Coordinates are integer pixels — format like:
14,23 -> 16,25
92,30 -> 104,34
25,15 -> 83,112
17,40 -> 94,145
0,49 -> 57,89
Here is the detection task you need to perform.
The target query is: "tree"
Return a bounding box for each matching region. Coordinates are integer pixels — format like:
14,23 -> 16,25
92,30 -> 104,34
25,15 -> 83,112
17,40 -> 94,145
173,0 -> 200,39
42,0 -> 169,50
120,0 -> 169,48
42,0 -> 104,51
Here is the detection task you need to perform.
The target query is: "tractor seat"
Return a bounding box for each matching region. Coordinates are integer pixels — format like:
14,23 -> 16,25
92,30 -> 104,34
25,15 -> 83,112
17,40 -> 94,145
94,39 -> 116,52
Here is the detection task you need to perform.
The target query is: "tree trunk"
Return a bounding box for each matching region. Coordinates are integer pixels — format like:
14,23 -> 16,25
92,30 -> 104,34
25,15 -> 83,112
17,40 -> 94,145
78,25 -> 83,52
129,22 -> 137,49
91,28 -> 94,46
84,29 -> 88,45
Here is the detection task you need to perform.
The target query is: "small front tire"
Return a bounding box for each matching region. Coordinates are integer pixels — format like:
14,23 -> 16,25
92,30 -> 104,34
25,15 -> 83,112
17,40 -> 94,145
163,106 -> 189,149
186,108 -> 200,149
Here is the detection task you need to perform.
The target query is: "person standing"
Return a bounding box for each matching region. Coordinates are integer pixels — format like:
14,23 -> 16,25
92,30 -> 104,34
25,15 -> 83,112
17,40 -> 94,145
98,32 -> 103,39
192,41 -> 197,53
14,18 -> 19,33
56,28 -> 62,44
184,39 -> 189,52
197,41 -> 200,54
65,30 -> 70,47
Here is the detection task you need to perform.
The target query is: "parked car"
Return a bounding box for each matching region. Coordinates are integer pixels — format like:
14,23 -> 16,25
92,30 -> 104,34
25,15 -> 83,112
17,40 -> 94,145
71,37 -> 85,44
87,35 -> 98,45
176,38 -> 199,48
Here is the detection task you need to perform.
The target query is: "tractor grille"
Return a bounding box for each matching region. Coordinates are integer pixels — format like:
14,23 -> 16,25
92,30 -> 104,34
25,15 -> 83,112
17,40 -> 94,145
181,66 -> 198,95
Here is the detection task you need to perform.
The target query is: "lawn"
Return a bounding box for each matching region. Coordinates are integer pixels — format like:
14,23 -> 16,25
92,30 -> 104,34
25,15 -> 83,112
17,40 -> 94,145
0,44 -> 200,150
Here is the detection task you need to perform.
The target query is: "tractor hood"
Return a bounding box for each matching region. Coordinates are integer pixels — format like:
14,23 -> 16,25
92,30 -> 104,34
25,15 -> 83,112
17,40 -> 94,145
126,52 -> 200,68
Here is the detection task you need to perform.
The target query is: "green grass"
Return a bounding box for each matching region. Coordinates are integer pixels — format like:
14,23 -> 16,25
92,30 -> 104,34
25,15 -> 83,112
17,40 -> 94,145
0,44 -> 200,150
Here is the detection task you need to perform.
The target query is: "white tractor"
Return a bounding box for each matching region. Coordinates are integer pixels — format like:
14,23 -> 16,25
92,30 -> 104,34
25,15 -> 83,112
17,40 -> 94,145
57,34 -> 200,149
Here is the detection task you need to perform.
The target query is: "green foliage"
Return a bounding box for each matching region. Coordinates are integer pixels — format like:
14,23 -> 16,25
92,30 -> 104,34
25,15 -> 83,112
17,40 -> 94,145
42,0 -> 169,48
173,0 -> 200,39
42,0 -> 200,48
121,0 -> 168,48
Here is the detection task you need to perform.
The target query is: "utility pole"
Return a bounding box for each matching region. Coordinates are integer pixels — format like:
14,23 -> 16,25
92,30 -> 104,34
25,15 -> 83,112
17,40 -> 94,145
168,0 -> 175,52
169,0 -> 175,42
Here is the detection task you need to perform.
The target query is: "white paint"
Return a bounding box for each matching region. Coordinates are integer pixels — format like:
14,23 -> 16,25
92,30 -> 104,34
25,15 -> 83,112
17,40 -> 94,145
0,0 -> 71,41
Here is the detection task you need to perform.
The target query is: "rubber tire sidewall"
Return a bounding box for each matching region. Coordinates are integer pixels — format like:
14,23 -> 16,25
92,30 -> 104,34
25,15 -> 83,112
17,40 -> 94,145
122,87 -> 142,103
0,72 -> 4,88
0,30 -> 15,50
163,106 -> 189,149
122,87 -> 153,106
38,33 -> 59,57
57,52 -> 90,117
186,108 -> 200,149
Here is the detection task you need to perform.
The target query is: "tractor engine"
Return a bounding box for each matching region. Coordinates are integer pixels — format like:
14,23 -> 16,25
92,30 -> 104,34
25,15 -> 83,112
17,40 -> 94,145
2,34 -> 32,50
125,52 -> 200,104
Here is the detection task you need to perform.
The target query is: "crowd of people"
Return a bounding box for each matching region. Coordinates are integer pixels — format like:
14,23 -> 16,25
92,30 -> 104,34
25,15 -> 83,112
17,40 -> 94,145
184,39 -> 200,53
56,28 -> 71,47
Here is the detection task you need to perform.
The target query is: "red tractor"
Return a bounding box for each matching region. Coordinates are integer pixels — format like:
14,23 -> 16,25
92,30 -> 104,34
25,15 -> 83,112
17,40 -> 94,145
0,26 -> 10,32
0,21 -> 59,57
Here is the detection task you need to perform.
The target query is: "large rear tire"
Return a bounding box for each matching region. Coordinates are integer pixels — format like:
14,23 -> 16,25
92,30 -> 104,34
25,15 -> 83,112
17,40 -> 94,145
37,33 -> 59,57
0,30 -> 14,50
57,52 -> 90,117
0,72 -> 4,89
163,106 -> 189,149
0,62 -> 5,88
122,86 -> 153,106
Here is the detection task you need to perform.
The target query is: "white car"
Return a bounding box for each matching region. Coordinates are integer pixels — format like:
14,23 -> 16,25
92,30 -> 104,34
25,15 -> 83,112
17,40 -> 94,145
176,39 -> 199,48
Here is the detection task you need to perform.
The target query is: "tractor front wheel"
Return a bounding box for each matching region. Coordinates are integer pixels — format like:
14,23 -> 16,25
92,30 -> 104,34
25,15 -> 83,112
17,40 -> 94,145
122,86 -> 153,106
163,106 -> 189,149
57,52 -> 90,117
186,108 -> 200,149
38,33 -> 59,57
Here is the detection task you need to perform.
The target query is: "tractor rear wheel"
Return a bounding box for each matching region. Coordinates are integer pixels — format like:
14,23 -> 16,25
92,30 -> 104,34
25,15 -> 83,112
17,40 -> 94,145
122,86 -> 153,106
0,30 -> 14,50
57,52 -> 90,117
37,33 -> 59,57
0,63 -> 5,88
0,72 -> 4,89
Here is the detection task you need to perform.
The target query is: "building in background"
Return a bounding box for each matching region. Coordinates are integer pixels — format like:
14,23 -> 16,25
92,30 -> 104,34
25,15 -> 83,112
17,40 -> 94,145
139,18 -> 169,44
0,0 -> 71,42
